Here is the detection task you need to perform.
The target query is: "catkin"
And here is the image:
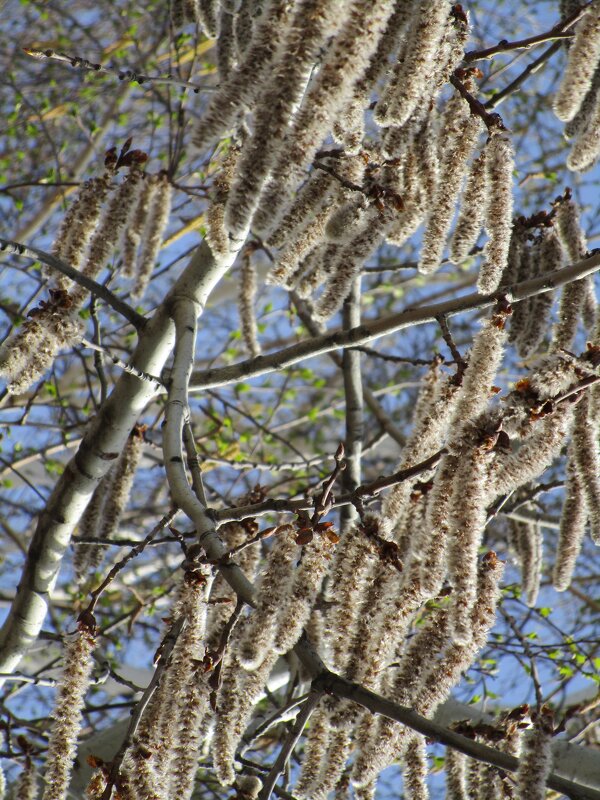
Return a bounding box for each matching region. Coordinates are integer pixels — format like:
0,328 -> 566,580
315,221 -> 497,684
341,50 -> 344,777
445,749 -> 468,800
375,1 -> 451,128
553,1 -> 600,122
42,622 -> 97,800
237,528 -> 297,670
133,173 -> 172,298
403,737 -> 429,800
122,173 -> 156,277
252,0 -> 397,234
193,0 -> 295,151
450,150 -> 488,263
571,393 -> 600,544
516,710 -> 554,800
239,249 -> 261,357
553,465 -> 587,591
419,116 -> 483,274
224,0 -> 339,237
479,134 -> 514,293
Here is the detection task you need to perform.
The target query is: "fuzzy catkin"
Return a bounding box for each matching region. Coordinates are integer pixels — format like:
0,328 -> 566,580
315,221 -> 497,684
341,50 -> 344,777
516,230 -> 562,357
52,170 -> 113,284
553,466 -> 587,591
553,1 -> 600,123
419,116 -> 483,275
571,393 -> 600,544
122,173 -> 156,277
0,311 -> 83,395
273,534 -> 332,655
252,0 -> 397,234
239,250 -> 261,357
375,1 -> 451,128
14,757 -> 37,800
511,519 -> 543,607
42,625 -> 97,800
237,528 -> 297,670
193,0 -> 294,151
479,134 -> 514,293
70,168 -> 145,305
516,711 -> 554,800
403,737 -> 429,800
567,92 -> 600,171
132,173 -> 172,298
450,150 -> 488,263
294,706 -> 331,799
224,0 -> 339,237
445,749 -> 468,800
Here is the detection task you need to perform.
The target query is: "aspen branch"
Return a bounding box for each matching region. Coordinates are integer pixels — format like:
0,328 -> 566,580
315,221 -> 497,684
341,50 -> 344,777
340,278 -> 364,529
0,238 -> 146,330
0,238 -> 241,680
23,47 -> 216,94
190,251 -> 600,391
311,670 -> 600,800
464,2 -> 588,62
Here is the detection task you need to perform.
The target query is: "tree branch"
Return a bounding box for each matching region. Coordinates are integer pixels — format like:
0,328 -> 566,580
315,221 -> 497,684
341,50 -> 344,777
312,670 -> 600,800
0,238 -> 146,330
0,238 -> 241,681
190,251 -> 600,391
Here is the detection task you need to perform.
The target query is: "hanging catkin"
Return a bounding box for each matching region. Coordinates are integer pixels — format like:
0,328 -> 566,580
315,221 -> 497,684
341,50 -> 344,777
553,1 -> 600,123
132,172 -> 172,299
42,619 -> 97,800
375,1 -> 451,128
224,0 -> 340,237
193,0 -> 296,151
479,133 -> 515,293
552,465 -> 587,591
252,0 -> 398,235
515,709 -> 555,800
450,149 -> 488,263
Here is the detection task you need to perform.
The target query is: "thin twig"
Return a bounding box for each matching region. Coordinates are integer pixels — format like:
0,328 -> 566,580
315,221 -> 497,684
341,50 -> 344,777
23,47 -> 216,93
258,691 -> 324,800
99,616 -> 186,800
464,2 -> 588,62
0,238 -> 146,329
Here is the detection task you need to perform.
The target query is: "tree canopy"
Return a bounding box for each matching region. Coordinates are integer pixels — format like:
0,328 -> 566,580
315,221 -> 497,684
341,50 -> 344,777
0,1 -> 599,799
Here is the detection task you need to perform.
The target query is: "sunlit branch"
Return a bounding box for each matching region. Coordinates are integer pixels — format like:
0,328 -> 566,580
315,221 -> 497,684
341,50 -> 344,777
23,47 -> 216,93
190,251 -> 600,391
0,238 -> 145,330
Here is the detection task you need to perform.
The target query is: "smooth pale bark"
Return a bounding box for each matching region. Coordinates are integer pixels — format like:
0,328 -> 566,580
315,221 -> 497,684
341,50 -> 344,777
0,238 -> 241,679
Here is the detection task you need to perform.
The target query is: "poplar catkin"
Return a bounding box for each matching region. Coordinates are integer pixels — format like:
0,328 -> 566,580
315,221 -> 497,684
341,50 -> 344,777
224,0 -> 339,237
375,1 -> 451,128
450,150 -> 488,263
553,1 -> 600,123
134,173 -> 172,298
239,249 -> 261,357
479,134 -> 514,293
42,622 -> 97,800
193,0 -> 295,152
553,466 -> 587,591
516,710 -> 554,800
252,0 -> 397,234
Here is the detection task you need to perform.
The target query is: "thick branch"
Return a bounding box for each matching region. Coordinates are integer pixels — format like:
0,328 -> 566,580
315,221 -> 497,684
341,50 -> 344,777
190,251 -> 600,391
0,238 -> 241,679
340,278 -> 364,528
313,670 -> 600,800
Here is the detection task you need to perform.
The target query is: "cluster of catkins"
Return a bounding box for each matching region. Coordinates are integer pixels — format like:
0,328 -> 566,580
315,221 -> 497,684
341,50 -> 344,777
0,159 -> 171,394
198,1 -> 517,323
77,300 -> 593,799
32,292 -> 599,798
554,0 -> 600,171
